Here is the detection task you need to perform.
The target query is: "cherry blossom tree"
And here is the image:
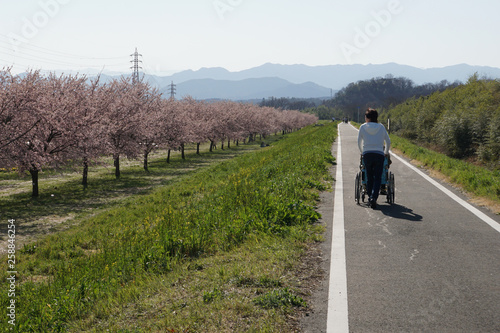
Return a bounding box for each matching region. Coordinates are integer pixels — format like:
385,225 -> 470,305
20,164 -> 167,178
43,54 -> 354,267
213,101 -> 245,149
135,87 -> 164,171
171,97 -> 199,160
1,69 -> 318,196
202,101 -> 222,152
101,77 -> 147,179
70,76 -> 111,188
0,69 -> 44,166
159,99 -> 185,163
1,71 -> 92,196
181,98 -> 211,155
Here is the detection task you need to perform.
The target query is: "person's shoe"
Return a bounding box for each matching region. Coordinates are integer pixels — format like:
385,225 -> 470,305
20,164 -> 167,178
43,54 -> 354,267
369,199 -> 377,209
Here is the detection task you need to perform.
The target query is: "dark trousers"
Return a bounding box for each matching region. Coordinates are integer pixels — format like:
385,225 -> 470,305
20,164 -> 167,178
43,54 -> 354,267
363,153 -> 385,202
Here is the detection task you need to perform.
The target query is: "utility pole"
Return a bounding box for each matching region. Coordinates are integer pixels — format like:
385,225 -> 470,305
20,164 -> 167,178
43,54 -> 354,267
169,81 -> 176,100
130,47 -> 142,83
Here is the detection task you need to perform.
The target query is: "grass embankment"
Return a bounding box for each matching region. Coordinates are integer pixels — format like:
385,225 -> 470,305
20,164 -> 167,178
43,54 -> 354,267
390,135 -> 500,212
1,123 -> 337,332
0,142 -> 262,253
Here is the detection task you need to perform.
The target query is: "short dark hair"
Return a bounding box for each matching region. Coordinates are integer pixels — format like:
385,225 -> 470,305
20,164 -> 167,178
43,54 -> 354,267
365,108 -> 378,123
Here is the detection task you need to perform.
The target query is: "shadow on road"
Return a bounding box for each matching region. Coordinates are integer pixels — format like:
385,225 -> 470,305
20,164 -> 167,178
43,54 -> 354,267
379,203 -> 423,221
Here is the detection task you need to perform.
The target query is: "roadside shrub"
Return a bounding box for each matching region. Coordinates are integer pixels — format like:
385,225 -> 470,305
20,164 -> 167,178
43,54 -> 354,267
253,288 -> 306,309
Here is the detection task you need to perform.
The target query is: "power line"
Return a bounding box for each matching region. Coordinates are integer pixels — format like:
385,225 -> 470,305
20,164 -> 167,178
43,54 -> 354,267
0,47 -> 124,69
0,34 -> 131,73
0,34 -> 129,61
141,58 -> 163,89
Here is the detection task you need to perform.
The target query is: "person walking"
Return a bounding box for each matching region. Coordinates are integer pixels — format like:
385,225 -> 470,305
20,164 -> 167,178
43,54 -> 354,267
357,108 -> 391,208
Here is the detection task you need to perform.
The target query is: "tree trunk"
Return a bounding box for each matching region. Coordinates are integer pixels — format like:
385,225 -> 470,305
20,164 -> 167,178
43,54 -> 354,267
181,143 -> 185,160
82,157 -> 89,189
29,168 -> 39,198
227,139 -> 231,149
167,149 -> 171,163
221,140 -> 224,150
143,152 -> 149,172
196,142 -> 200,155
210,140 -> 214,152
114,154 -> 120,179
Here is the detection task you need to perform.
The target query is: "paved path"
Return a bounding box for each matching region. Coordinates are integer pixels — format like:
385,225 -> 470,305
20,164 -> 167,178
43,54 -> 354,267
305,122 -> 500,333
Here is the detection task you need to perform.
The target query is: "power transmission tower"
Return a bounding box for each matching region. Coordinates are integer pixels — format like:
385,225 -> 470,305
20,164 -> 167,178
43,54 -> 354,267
169,81 -> 176,100
130,47 -> 143,83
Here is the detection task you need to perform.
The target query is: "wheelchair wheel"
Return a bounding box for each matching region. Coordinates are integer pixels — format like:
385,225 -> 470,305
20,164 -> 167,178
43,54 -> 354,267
387,172 -> 395,204
355,172 -> 361,204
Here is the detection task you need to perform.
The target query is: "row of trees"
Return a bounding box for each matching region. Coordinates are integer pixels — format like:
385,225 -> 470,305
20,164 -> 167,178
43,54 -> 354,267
259,97 -> 319,111
323,75 -> 461,120
380,75 -> 500,166
304,105 -> 344,121
0,69 -> 318,197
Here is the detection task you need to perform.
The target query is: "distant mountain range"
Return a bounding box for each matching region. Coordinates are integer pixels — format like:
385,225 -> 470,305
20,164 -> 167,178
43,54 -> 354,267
172,78 -> 331,100
99,63 -> 500,101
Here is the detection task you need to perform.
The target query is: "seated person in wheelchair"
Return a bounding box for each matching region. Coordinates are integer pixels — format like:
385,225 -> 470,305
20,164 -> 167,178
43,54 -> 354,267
357,108 -> 391,208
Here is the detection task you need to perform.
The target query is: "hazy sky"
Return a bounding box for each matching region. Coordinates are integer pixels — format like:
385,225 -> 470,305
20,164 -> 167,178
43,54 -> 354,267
0,0 -> 498,75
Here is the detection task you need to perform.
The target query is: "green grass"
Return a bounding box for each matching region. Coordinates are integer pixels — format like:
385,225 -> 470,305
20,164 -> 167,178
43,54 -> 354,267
352,121 -> 499,210
253,288 -> 306,309
0,142 -> 267,252
0,142 -> 256,223
0,123 -> 337,332
390,135 -> 500,205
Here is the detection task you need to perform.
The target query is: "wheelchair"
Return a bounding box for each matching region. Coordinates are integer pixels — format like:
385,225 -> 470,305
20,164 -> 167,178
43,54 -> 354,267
355,154 -> 395,205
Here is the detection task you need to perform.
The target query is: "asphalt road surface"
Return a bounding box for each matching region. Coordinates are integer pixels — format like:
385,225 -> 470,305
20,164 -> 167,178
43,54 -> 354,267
302,122 -> 500,333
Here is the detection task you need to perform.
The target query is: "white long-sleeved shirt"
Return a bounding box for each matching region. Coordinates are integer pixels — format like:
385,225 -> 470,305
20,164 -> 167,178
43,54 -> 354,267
358,122 -> 391,155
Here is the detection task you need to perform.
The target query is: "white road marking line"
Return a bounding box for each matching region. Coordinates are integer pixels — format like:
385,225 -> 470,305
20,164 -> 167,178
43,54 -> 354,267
349,122 -> 499,233
326,124 -> 349,333
389,152 -> 500,234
